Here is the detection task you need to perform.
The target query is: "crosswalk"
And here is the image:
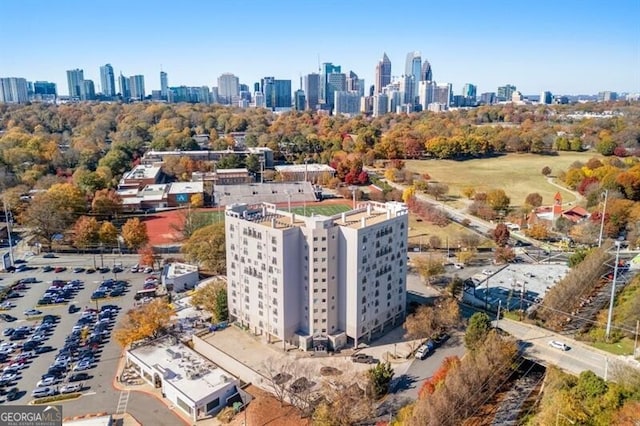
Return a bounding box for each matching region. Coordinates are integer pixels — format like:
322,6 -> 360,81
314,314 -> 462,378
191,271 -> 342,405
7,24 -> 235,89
115,390 -> 130,414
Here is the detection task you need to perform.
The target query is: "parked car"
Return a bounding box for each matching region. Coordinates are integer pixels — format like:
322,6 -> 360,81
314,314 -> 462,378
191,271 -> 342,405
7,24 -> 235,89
42,253 -> 57,258
0,301 -> 15,309
415,340 -> 436,360
73,360 -> 93,371
3,328 -> 15,336
31,387 -> 56,398
351,353 -> 376,364
6,387 -> 19,401
60,383 -> 83,394
19,277 -> 37,284
130,265 -> 139,273
72,267 -> 85,273
98,267 -> 110,273
143,266 -> 153,274
68,372 -> 90,382
24,309 -> 43,316
42,265 -> 54,272
85,268 -> 96,274
0,313 -> 17,322
34,346 -> 54,354
37,376 -> 60,387
54,266 -> 67,273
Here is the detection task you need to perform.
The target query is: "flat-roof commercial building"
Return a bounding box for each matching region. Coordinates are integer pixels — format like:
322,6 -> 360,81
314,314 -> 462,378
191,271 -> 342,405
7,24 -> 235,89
126,337 -> 239,422
225,201 -> 408,351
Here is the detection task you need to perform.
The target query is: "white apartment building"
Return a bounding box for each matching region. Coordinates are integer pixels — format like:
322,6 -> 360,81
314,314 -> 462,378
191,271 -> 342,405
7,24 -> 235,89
225,201 -> 408,351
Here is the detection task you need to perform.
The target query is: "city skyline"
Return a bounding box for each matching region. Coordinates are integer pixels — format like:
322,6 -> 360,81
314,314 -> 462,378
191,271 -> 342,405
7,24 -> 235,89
1,0 -> 638,96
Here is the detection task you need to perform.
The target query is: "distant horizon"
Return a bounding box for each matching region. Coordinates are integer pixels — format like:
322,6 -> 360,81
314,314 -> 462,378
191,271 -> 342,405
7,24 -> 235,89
1,0 -> 638,97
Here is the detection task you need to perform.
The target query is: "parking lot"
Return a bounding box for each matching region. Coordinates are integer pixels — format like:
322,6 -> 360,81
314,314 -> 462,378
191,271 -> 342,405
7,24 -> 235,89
0,252 -> 149,411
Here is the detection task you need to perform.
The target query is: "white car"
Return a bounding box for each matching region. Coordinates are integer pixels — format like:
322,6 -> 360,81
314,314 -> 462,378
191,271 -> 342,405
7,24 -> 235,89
37,376 -> 60,387
60,383 -> 82,394
548,340 -> 569,351
482,269 -> 493,276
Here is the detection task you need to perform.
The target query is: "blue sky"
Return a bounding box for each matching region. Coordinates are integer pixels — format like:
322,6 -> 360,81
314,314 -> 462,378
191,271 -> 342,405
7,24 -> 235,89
1,0 -> 638,96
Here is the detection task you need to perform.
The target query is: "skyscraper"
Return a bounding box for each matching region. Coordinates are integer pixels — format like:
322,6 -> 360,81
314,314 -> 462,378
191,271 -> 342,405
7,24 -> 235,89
346,71 -> 364,97
0,77 -> 29,103
262,78 -> 291,110
373,93 -> 389,117
217,73 -> 239,105
99,64 -> 116,97
462,83 -> 477,98
66,69 -> 84,98
399,74 -> 415,106
82,80 -> 96,100
33,81 -> 57,97
375,53 -> 392,94
160,71 -> 168,100
294,89 -> 306,111
497,84 -> 516,101
334,91 -> 361,116
420,60 -> 433,82
326,72 -> 346,111
405,51 -> 422,100
540,91 -> 553,105
129,75 -> 145,100
303,73 -> 320,111
320,63 -> 341,108
118,73 -> 130,98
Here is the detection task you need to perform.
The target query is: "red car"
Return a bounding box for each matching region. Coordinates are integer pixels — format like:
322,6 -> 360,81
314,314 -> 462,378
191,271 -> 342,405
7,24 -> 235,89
54,267 -> 67,273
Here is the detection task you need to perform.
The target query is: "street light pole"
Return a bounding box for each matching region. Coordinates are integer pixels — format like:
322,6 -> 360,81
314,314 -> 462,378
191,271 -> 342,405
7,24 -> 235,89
605,241 -> 621,341
598,190 -> 608,247
3,199 -> 14,266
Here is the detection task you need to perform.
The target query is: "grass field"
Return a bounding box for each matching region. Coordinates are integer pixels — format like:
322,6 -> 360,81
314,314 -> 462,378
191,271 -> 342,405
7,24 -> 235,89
405,152 -> 603,208
290,204 -> 351,217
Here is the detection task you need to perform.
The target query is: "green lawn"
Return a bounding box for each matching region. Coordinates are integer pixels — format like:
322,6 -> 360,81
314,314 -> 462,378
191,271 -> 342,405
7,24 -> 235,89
404,152 -> 602,208
591,338 -> 636,357
290,204 -> 351,217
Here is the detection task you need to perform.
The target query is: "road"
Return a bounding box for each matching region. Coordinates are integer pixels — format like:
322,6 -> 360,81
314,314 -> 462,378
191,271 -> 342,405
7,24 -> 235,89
496,318 -> 612,379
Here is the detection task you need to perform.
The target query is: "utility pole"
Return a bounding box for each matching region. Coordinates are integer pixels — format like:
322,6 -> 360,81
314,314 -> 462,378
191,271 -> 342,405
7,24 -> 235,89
519,281 -> 527,320
496,300 -> 502,330
3,199 -> 14,266
634,319 -> 639,359
605,241 -> 621,341
598,189 -> 608,247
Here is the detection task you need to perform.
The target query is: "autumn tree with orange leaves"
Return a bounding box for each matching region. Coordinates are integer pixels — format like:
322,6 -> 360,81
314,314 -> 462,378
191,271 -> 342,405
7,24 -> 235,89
122,217 -> 149,250
114,298 -> 174,347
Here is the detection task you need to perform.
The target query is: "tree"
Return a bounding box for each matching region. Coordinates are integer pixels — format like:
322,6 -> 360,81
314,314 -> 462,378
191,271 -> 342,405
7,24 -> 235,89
189,279 -> 229,322
169,207 -> 211,241
494,246 -> 515,264
462,186 -> 476,200
190,193 -> 204,208
526,222 -> 550,240
426,182 -> 449,201
542,166 -> 552,176
403,298 -> 460,340
524,192 -> 543,208
91,188 -> 122,217
122,217 -> 149,250
486,189 -> 510,212
98,221 -> 118,247
181,222 -> 226,274
402,186 -> 416,203
72,216 -> 100,249
367,362 -> 394,399
114,298 -> 175,347
568,248 -> 591,267
492,223 -> 511,247
464,312 -> 491,351
412,255 -> 445,284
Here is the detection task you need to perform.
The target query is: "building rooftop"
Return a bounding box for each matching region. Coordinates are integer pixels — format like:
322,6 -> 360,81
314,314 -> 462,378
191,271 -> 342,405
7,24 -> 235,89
274,164 -> 336,173
140,184 -> 169,201
122,165 -> 161,181
165,262 -> 199,279
116,188 -> 139,198
167,181 -> 204,195
128,337 -> 235,404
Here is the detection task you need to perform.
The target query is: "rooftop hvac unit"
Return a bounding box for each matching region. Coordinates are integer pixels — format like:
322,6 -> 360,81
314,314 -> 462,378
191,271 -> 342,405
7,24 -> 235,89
166,348 -> 181,359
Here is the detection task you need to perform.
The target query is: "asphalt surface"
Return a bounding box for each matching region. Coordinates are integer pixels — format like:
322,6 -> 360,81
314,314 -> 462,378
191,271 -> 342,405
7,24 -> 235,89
0,252 -> 184,424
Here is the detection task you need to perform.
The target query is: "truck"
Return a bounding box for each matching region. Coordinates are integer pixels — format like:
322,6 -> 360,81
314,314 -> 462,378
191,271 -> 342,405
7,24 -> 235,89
351,353 -> 376,364
415,340 -> 436,360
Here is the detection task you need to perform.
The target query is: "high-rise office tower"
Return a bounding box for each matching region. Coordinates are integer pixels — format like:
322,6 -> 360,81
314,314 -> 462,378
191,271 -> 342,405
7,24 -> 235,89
540,91 -> 553,105
346,71 -> 365,97
398,74 -> 415,106
99,64 -> 116,97
294,89 -> 306,111
433,83 -> 452,108
303,73 -> 320,111
334,91 -> 361,115
373,93 -> 389,117
262,78 -> 292,110
320,63 -> 341,108
420,60 -> 433,82
129,75 -> 145,100
261,76 -> 274,107
66,69 -> 84,98
225,201 -> 408,350
0,77 -> 29,103
418,80 -> 436,110
462,83 -> 477,99
405,51 -> 421,99
33,81 -> 57,97
497,84 -> 516,101
375,53 -> 392,94
160,71 -> 168,100
217,73 -> 239,105
118,73 -> 130,98
82,80 -> 96,100
326,72 -> 346,111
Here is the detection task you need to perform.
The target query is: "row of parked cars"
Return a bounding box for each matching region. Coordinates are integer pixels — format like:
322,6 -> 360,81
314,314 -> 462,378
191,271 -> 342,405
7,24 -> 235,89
31,305 -> 120,398
91,279 -> 130,300
0,314 -> 60,401
37,279 -> 83,306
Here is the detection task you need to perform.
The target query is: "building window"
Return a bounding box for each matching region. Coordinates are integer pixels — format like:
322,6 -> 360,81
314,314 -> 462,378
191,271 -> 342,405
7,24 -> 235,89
206,398 -> 220,413
177,397 -> 192,415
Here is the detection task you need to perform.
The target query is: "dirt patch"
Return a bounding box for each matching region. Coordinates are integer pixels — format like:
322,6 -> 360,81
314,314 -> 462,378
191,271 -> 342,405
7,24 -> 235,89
228,386 -> 311,426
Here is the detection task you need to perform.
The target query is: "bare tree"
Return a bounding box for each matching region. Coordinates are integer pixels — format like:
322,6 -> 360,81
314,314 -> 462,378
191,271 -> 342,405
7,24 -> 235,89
261,357 -> 292,405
